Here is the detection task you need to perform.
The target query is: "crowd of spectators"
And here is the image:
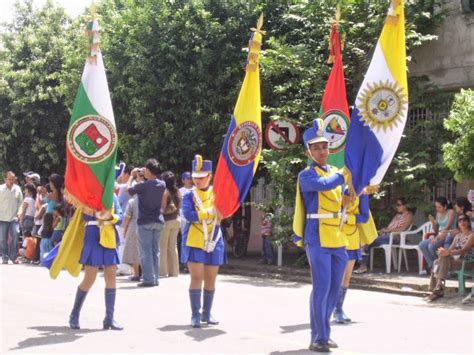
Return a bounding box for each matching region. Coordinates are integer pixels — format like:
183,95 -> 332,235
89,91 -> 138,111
0,165 -> 192,285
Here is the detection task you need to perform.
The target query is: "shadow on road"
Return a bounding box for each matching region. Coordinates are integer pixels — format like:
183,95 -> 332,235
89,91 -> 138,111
269,349 -> 313,354
158,324 -> 226,342
10,326 -> 102,351
220,275 -> 305,289
280,323 -> 309,333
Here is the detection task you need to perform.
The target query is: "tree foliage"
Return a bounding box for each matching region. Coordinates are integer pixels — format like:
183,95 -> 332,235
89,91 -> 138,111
0,0 -> 85,177
443,89 -> 474,181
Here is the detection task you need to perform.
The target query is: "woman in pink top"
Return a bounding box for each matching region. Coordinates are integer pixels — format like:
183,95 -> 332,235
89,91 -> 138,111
354,197 -> 413,273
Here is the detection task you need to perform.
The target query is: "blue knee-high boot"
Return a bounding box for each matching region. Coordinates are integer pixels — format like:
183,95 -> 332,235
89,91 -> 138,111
189,289 -> 202,328
69,287 -> 88,329
333,287 -> 351,323
201,289 -> 219,325
103,288 -> 123,330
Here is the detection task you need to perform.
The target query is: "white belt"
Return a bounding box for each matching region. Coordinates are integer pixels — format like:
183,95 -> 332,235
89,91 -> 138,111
306,213 -> 341,219
85,221 -> 112,226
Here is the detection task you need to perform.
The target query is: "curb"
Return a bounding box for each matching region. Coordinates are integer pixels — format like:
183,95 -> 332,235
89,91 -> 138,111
220,263 -> 461,297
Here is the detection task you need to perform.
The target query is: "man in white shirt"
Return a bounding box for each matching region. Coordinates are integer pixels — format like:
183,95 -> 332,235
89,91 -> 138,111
0,171 -> 23,264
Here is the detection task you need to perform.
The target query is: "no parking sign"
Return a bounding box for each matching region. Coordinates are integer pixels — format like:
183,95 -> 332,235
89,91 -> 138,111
264,120 -> 301,150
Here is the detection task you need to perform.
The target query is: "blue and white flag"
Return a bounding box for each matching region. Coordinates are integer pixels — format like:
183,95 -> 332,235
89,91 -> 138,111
345,0 -> 408,195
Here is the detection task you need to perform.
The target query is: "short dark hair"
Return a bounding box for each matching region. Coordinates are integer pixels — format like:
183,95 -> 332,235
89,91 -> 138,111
397,197 -> 408,206
124,165 -> 133,175
145,159 -> 161,176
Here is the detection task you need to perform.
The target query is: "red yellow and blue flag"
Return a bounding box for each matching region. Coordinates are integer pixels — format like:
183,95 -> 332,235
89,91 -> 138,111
213,15 -> 265,218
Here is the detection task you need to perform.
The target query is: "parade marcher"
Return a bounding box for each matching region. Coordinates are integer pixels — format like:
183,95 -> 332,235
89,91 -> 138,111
333,193 -> 371,323
181,155 -> 226,328
293,119 -> 349,352
67,195 -> 124,330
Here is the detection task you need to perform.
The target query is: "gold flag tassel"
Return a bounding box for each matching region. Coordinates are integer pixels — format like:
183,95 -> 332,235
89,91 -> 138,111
247,14 -> 266,72
327,5 -> 345,64
86,1 -> 100,64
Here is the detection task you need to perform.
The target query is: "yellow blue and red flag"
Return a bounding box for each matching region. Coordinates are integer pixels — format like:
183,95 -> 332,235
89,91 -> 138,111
214,16 -> 264,218
345,0 -> 408,195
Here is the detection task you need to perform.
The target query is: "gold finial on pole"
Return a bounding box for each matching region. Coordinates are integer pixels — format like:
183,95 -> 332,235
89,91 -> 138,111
251,13 -> 266,36
246,14 -> 265,72
90,0 -> 96,20
335,4 -> 341,24
87,0 -> 100,63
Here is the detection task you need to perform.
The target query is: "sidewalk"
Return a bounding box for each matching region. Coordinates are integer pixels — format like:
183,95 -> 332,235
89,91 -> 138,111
220,252 -> 474,303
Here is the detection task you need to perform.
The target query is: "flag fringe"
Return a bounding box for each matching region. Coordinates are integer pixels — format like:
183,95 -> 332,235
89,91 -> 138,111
64,189 -> 94,215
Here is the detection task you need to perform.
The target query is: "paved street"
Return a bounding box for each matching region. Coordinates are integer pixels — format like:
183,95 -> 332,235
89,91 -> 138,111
1,264 -> 473,354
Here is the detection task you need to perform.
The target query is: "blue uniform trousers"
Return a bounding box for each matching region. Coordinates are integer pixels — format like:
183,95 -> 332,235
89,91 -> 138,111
306,244 -> 348,344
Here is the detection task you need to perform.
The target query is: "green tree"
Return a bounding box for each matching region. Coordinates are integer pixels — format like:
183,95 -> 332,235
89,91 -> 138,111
443,89 -> 474,181
0,0 -> 85,176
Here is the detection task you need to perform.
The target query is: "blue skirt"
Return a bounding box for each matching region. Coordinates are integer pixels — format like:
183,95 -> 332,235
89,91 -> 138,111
79,225 -> 120,267
181,238 -> 226,266
347,248 -> 362,261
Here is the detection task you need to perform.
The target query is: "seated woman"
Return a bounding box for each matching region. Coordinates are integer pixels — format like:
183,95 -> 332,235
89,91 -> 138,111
354,197 -> 413,274
419,197 -> 456,273
426,213 -> 474,302
442,197 -> 473,248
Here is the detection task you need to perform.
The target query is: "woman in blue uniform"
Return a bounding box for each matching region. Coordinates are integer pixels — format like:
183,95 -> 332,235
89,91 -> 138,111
68,195 -> 124,330
181,155 -> 226,328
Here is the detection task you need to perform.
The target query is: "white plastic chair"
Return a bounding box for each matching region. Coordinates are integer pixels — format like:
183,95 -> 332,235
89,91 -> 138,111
369,231 -> 402,274
397,222 -> 433,274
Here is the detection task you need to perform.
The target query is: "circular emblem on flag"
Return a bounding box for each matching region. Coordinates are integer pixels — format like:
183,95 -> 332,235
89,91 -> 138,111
358,80 -> 408,131
321,110 -> 349,154
67,115 -> 117,163
228,121 -> 262,166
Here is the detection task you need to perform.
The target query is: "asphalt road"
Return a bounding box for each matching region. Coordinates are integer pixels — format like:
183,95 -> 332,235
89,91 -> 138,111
1,263 -> 473,354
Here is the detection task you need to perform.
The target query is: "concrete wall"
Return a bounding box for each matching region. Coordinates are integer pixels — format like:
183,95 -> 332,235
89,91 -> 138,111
409,0 -> 474,90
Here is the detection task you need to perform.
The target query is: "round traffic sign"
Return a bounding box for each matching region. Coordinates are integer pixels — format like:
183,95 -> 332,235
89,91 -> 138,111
264,120 -> 301,150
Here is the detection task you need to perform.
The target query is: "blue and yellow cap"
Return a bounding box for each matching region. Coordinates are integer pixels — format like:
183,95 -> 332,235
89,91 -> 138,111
303,118 -> 328,148
192,155 -> 213,178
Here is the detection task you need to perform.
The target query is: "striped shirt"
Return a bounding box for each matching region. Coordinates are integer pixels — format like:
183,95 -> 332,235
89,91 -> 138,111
387,211 -> 412,230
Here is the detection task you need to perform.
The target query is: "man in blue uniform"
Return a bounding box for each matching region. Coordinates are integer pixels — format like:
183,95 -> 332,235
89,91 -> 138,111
293,118 -> 349,352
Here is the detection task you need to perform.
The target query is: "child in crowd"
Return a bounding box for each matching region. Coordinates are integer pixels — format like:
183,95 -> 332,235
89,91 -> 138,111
19,183 -> 37,235
39,213 -> 54,263
17,231 -> 38,263
51,204 -> 66,246
260,212 -> 274,265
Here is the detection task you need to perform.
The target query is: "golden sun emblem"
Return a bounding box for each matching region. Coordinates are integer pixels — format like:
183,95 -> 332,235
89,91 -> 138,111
357,80 -> 408,132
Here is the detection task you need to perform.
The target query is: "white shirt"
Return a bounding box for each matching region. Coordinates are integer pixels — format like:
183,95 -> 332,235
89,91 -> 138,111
0,183 -> 23,222
23,196 -> 36,217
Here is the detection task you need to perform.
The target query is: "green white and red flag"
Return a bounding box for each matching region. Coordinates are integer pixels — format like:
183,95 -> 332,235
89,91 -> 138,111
320,14 -> 350,169
65,19 -> 117,212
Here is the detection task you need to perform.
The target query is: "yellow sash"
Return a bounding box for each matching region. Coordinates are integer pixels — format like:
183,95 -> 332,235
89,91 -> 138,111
186,188 -> 215,249
293,165 -> 347,248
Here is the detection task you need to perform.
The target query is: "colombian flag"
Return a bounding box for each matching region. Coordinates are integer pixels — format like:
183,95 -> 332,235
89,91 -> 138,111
321,16 -> 350,169
345,0 -> 408,195
213,16 -> 264,218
